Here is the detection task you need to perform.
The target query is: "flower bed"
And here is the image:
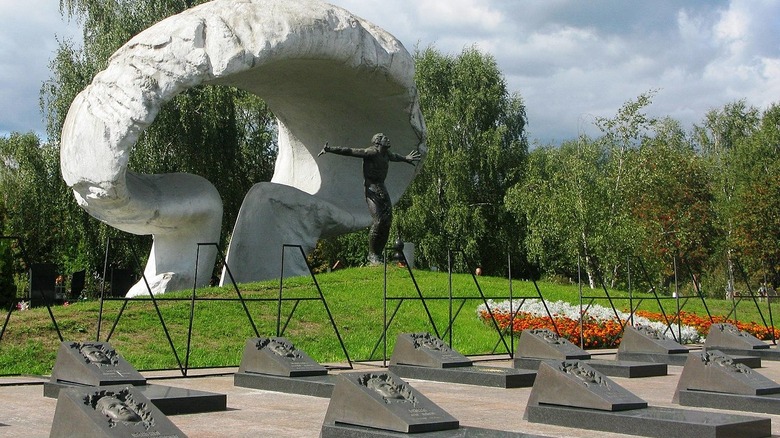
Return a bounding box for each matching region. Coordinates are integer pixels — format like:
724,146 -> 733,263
477,299 -> 717,349
633,310 -> 780,342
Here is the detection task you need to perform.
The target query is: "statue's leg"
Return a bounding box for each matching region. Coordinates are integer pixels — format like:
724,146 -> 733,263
366,185 -> 393,264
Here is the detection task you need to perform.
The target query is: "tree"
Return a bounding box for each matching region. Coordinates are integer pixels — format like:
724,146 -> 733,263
393,46 -> 528,275
693,100 -> 761,296
624,118 -> 717,288
728,104 -> 780,287
507,93 -> 659,288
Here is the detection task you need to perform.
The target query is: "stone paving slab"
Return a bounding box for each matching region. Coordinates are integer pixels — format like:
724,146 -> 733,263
3,350 -> 780,437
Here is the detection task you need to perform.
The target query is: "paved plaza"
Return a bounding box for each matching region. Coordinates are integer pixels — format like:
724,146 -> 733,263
3,348 -> 780,437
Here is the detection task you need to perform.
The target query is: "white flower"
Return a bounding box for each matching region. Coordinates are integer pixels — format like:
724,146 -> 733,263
477,299 -> 703,344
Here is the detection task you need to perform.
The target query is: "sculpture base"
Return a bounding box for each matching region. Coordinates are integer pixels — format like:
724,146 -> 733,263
43,381 -> 226,414
524,404 -> 770,438
513,358 -> 667,378
322,423 -> 550,438
617,351 -> 761,368
233,371 -> 336,398
388,364 -> 535,388
678,389 -> 780,415
706,346 -> 780,361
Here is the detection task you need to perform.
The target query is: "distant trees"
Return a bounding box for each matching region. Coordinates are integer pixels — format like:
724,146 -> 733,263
0,3 -> 777,296
393,46 -> 529,276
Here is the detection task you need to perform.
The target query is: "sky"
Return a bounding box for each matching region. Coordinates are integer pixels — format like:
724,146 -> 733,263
1,0 -> 778,145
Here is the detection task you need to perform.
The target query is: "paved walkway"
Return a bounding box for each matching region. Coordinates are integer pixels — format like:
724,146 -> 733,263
3,349 -> 780,437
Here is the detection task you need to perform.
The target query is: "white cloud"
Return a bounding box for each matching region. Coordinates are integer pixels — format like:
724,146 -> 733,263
415,0 -> 504,32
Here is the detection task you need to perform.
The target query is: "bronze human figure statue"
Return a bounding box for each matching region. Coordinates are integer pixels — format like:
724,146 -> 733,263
319,133 -> 421,265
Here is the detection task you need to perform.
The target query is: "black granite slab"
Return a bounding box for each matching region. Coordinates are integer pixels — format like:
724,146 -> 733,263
524,360 -> 771,438
389,332 -> 472,368
514,328 -> 666,377
49,341 -> 146,387
524,404 -> 770,438
321,423 -> 550,437
704,346 -> 780,361
233,336 -> 336,397
677,390 -> 780,415
516,329 -> 591,360
514,357 -> 667,378
44,381 -> 226,415
50,385 -> 187,438
526,361 -> 647,411
387,332 -> 535,388
705,323 -> 770,350
45,340 -> 226,415
233,371 -> 336,397
619,325 -> 691,354
673,350 -> 780,403
323,371 -> 459,433
615,348 -> 762,367
237,337 -> 327,377
388,364 -> 536,388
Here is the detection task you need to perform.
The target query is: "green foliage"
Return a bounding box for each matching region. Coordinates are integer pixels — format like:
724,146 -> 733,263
396,46 -> 528,276
625,118 -> 717,284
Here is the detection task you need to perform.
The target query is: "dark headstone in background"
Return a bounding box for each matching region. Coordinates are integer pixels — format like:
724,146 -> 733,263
29,263 -> 57,307
237,337 -> 327,377
389,333 -> 472,368
515,329 -> 590,360
705,323 -> 769,350
619,325 -> 690,355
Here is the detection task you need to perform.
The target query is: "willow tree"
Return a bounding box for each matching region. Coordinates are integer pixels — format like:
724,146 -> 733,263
40,1 -> 277,276
393,46 -> 528,275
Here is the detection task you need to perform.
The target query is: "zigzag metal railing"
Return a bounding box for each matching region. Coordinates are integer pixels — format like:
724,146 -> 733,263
0,235 -> 62,343
371,248 -> 557,364
724,257 -> 776,345
371,248 -> 440,366
97,236 -> 186,375
278,244 -> 352,368
487,259 -> 559,356
576,254 -> 713,348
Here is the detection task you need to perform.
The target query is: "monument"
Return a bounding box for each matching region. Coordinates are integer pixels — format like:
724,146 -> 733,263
59,0 -> 426,295
703,323 -> 780,362
674,350 -> 780,414
233,337 -> 336,397
321,371 -> 549,438
617,324 -> 761,367
50,386 -> 186,437
524,360 -> 771,438
44,341 -> 226,415
388,332 -> 536,388
514,328 -> 667,378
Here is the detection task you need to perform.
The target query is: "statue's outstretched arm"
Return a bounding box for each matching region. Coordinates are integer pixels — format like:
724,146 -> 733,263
318,143 -> 372,158
391,149 -> 421,165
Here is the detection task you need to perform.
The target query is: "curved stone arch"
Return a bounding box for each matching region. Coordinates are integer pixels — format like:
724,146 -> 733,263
60,0 -> 425,295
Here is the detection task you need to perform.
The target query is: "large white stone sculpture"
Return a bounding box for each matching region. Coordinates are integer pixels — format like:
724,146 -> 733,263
60,0 -> 426,296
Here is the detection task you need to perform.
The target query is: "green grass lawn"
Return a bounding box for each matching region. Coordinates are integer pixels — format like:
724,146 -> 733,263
1,265 -> 776,376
